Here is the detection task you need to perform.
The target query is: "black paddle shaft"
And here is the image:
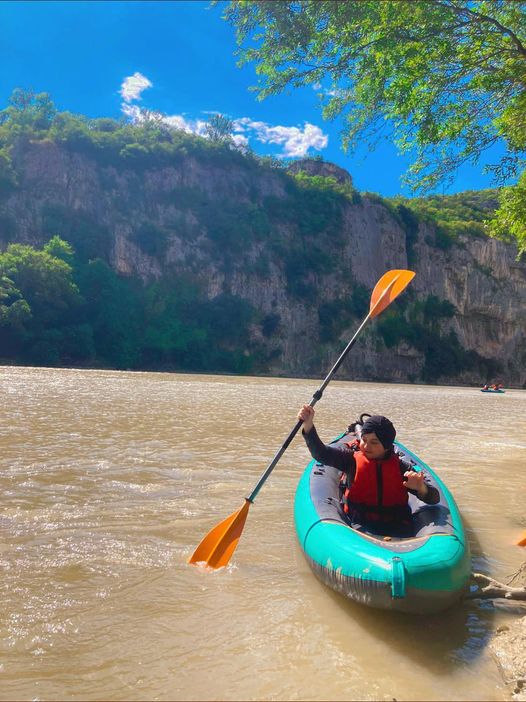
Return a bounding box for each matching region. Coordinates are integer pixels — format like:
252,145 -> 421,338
247,312 -> 370,503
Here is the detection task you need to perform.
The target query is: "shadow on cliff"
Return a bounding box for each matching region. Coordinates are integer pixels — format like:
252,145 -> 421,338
316,519 -> 495,676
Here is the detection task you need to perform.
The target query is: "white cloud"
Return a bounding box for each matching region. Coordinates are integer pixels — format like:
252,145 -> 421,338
121,102 -> 208,137
123,109 -> 328,157
232,133 -> 249,150
120,72 -> 153,103
235,118 -> 328,157
163,114 -> 208,136
118,76 -> 328,158
121,103 -> 142,121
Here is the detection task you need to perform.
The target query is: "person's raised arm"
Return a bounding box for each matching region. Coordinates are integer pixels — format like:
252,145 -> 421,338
297,404 -> 315,434
297,405 -> 354,473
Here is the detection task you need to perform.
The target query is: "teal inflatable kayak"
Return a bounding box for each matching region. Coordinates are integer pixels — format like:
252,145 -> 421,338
294,427 -> 471,614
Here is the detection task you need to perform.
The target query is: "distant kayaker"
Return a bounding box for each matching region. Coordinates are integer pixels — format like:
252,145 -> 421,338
297,405 -> 440,537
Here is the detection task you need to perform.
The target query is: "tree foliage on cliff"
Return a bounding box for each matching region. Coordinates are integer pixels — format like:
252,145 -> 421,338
0,238 -> 260,373
204,113 -> 235,144
222,0 -> 526,253
0,87 -> 511,256
489,169 -> 526,253
0,89 -> 248,173
394,189 -> 501,251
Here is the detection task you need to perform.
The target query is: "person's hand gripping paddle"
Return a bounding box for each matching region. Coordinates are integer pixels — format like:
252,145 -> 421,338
188,269 -> 416,569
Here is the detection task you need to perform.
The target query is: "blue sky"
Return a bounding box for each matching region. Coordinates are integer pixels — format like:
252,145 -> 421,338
0,0 -> 509,197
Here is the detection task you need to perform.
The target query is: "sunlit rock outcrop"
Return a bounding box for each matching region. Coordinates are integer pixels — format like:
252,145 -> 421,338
1,142 -> 525,386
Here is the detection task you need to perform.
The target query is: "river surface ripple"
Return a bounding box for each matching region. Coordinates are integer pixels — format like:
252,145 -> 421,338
0,366 -> 525,701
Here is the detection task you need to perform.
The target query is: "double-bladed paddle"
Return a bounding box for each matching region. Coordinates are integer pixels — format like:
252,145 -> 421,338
188,269 -> 416,569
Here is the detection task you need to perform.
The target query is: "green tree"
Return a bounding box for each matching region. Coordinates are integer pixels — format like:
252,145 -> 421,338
0,240 -> 83,363
223,1 -> 526,250
490,169 -> 526,255
0,274 -> 31,329
204,113 -> 235,144
43,235 -> 75,266
77,258 -> 143,369
140,281 -> 206,367
0,88 -> 56,131
0,242 -> 81,329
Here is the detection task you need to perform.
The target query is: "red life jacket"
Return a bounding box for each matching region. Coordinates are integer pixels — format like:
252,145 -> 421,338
342,440 -> 409,521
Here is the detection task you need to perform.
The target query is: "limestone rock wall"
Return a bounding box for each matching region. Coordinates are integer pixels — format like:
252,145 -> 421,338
1,141 -> 525,386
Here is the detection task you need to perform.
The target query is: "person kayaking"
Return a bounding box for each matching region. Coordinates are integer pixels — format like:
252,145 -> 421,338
297,406 -> 440,537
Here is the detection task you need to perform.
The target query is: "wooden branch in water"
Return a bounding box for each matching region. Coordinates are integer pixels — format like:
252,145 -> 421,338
467,572 -> 526,601
508,561 -> 526,585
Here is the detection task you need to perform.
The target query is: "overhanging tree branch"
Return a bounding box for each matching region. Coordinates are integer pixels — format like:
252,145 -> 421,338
435,0 -> 526,58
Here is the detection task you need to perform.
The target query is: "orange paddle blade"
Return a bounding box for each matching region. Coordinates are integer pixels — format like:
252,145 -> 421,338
517,532 -> 526,547
369,269 -> 415,319
188,499 -> 251,569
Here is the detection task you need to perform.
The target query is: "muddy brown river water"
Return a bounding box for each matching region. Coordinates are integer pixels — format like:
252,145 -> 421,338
0,366 -> 524,700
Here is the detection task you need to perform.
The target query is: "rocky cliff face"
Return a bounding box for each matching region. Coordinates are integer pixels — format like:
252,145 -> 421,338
1,140 -> 525,386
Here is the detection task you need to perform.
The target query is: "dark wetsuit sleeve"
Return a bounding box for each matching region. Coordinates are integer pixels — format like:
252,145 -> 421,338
399,458 -> 440,505
302,426 -> 356,476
